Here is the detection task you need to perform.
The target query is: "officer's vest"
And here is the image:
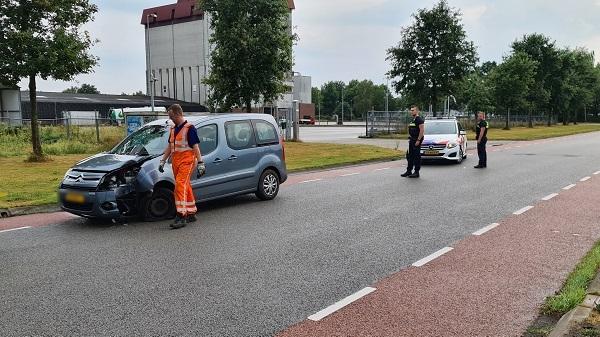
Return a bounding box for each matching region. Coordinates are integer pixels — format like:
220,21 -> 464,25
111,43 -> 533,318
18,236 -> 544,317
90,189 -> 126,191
170,123 -> 194,153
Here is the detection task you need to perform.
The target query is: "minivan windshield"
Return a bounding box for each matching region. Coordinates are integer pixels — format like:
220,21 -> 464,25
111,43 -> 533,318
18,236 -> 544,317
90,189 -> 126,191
425,122 -> 457,135
110,125 -> 170,156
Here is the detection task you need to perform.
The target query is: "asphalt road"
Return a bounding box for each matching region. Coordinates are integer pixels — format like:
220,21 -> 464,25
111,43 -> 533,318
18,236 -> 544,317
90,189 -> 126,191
2,132 -> 600,336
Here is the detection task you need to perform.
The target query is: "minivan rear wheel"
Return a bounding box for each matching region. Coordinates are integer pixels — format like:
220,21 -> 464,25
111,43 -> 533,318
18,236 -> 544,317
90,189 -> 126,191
256,169 -> 280,201
142,187 -> 176,221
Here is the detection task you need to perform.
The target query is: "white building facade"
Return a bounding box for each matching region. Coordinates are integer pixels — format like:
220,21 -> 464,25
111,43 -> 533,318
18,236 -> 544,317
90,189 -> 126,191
141,0 -> 310,112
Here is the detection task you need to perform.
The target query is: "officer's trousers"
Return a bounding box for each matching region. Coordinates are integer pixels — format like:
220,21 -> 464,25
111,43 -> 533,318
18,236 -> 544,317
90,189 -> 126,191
477,139 -> 487,167
407,140 -> 422,173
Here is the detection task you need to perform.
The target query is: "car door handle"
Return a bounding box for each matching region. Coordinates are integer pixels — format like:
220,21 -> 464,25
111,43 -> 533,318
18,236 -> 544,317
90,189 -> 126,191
228,155 -> 238,161
213,158 -> 223,163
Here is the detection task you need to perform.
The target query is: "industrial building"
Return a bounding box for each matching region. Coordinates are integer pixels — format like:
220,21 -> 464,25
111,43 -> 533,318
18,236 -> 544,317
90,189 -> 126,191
141,0 -> 314,117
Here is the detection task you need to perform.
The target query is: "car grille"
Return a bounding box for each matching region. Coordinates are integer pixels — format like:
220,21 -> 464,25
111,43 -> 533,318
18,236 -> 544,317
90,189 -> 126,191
62,201 -> 94,212
60,184 -> 97,192
421,144 -> 446,151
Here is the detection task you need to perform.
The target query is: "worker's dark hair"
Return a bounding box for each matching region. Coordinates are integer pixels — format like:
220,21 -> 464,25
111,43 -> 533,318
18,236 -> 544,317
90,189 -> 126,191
410,104 -> 419,110
168,104 -> 183,116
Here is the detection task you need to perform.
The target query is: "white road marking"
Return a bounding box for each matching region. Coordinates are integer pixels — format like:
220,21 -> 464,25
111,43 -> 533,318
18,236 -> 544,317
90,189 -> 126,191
374,167 -> 391,171
308,287 -> 377,321
594,171 -> 600,175
340,173 -> 360,177
542,193 -> 559,201
580,177 -> 591,182
0,226 -> 32,234
563,184 -> 576,190
573,234 -> 581,237
473,223 -> 500,236
513,206 -> 534,215
299,179 -> 322,184
552,230 -> 560,234
412,247 -> 454,267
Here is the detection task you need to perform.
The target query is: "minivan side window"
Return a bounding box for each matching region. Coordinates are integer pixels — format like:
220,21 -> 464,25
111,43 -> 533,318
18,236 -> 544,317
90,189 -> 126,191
225,120 -> 256,150
198,124 -> 218,155
253,120 -> 279,146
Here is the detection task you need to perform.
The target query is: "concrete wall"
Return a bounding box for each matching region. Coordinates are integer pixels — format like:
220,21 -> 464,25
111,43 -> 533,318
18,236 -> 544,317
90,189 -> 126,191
146,17 -> 211,105
0,85 -> 22,126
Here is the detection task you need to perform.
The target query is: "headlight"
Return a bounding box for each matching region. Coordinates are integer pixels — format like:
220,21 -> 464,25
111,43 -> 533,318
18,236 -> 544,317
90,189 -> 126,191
447,143 -> 458,149
98,166 -> 140,191
63,169 -> 73,180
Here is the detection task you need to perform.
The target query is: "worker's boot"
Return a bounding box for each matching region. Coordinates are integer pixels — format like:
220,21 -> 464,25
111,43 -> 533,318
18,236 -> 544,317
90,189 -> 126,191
170,214 -> 187,230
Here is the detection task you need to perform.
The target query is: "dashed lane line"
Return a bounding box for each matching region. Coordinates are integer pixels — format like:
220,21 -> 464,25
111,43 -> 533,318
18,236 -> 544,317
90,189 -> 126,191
374,167 -> 392,171
0,226 -> 32,234
307,287 -> 377,322
412,247 -> 454,267
473,223 -> 500,236
563,184 -> 576,190
340,173 -> 360,177
594,171 -> 600,175
299,179 -> 323,184
580,177 -> 591,182
513,206 -> 534,215
542,193 -> 559,201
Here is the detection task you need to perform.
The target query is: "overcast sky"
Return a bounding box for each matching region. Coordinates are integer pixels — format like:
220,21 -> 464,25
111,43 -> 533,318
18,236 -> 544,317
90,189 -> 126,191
22,0 -> 600,94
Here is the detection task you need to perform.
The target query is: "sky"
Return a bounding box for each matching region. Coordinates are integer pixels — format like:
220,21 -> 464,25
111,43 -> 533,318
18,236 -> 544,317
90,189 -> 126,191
22,0 -> 600,95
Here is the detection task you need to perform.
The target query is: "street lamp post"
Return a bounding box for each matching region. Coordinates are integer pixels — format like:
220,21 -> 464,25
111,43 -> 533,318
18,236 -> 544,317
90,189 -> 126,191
341,85 -> 345,125
146,13 -> 158,113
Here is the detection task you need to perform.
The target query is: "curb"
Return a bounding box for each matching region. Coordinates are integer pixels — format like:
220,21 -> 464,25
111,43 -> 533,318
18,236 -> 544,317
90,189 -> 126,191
548,273 -> 600,337
0,204 -> 61,218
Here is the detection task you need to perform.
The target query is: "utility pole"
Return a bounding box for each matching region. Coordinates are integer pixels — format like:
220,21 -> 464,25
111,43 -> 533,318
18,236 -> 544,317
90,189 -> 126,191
146,13 -> 158,113
341,85 -> 345,125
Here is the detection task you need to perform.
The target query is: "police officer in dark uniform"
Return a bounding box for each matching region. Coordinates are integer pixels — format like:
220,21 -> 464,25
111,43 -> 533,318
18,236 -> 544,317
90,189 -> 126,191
401,105 -> 425,178
474,111 -> 489,169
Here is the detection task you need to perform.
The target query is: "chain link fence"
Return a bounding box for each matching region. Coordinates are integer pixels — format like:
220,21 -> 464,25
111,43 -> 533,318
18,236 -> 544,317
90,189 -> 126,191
364,110 -> 411,137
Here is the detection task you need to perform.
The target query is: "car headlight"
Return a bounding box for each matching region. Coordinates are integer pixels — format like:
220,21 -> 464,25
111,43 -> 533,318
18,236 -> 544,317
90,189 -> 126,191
63,169 -> 73,180
447,142 -> 458,149
98,166 -> 141,191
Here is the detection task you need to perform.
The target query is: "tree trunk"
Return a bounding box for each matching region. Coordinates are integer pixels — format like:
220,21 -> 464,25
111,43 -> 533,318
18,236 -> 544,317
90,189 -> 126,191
528,109 -> 533,128
245,100 -> 252,113
29,74 -> 44,161
431,83 -> 437,117
504,107 -> 510,130
562,110 -> 568,125
547,107 -> 552,127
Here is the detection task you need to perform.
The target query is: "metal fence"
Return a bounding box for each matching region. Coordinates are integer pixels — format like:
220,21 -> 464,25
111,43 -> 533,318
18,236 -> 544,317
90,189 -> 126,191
364,110 -> 411,137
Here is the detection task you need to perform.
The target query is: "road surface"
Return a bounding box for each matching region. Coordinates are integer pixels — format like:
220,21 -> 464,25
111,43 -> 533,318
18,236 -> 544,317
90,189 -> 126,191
1,132 -> 600,336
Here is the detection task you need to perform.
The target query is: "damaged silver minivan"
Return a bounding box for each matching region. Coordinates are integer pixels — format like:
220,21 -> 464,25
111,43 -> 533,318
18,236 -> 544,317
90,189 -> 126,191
58,114 -> 287,220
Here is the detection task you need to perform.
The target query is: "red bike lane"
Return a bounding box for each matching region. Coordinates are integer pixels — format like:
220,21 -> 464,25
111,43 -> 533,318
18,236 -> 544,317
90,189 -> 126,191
278,171 -> 600,337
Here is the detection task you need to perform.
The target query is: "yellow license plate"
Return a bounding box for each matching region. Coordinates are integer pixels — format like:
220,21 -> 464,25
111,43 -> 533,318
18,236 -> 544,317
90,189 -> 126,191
424,150 -> 439,155
65,192 -> 85,204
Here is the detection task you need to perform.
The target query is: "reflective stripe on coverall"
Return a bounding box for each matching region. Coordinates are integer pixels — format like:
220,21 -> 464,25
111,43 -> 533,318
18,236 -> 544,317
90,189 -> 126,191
169,123 -> 197,216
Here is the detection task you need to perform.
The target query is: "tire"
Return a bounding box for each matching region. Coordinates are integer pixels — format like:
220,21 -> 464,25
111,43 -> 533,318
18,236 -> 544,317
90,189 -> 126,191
142,187 -> 176,221
255,169 -> 280,201
456,147 -> 464,164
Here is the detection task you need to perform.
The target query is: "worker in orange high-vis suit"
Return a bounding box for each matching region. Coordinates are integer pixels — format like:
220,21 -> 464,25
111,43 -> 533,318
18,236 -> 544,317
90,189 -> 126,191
158,104 -> 205,229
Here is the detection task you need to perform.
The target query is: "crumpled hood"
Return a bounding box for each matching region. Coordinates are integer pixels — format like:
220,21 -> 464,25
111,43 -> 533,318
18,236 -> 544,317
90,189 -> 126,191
71,153 -> 146,173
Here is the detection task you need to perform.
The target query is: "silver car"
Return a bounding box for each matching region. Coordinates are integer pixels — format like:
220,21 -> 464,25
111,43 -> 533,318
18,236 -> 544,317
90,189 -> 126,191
59,114 -> 287,220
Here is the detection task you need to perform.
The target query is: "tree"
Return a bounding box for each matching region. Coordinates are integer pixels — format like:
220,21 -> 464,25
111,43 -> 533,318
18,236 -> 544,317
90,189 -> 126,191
387,0 -> 477,116
456,70 -> 493,117
512,34 -> 558,126
0,0 -> 98,160
199,0 -> 294,112
320,81 -> 345,116
77,83 -> 100,94
491,52 -> 537,130
63,86 -> 79,94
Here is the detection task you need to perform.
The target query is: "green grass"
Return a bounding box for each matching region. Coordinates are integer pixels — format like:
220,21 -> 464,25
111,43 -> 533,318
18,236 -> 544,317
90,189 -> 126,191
542,240 -> 600,316
467,124 -> 600,141
284,142 -> 402,172
0,142 -> 402,209
373,124 -> 600,141
0,125 -> 123,158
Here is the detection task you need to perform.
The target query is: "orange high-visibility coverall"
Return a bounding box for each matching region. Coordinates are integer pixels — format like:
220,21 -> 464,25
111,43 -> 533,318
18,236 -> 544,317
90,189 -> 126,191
169,123 -> 197,216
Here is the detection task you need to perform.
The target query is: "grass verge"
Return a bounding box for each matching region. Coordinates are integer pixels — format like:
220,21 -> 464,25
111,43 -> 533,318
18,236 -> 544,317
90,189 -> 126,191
372,124 -> 600,141
542,239 -> 600,316
0,143 -> 402,209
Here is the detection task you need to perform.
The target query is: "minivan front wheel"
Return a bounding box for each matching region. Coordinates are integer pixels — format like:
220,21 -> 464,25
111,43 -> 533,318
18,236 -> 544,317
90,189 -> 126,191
142,187 -> 176,221
256,169 -> 280,201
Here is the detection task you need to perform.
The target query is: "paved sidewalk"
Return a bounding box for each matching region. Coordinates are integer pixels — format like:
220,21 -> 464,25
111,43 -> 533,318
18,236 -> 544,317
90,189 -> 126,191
279,170 -> 600,336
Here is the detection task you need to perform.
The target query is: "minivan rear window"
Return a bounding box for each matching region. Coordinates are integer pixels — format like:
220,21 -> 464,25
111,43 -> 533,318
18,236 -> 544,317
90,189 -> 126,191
253,120 -> 279,146
225,121 -> 256,150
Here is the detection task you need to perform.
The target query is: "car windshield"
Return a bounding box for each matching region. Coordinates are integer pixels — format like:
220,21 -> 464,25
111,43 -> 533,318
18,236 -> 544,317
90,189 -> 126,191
425,122 -> 457,135
110,125 -> 170,156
